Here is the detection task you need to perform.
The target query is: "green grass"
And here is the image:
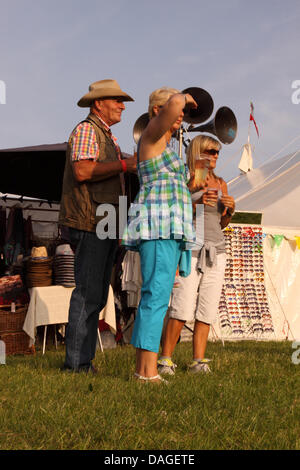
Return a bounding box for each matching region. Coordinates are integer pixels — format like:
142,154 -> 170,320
0,341 -> 299,450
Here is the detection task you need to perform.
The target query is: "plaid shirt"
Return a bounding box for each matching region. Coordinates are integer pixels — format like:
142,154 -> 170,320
70,121 -> 99,162
122,146 -> 196,249
70,115 -> 121,162
70,115 -> 125,194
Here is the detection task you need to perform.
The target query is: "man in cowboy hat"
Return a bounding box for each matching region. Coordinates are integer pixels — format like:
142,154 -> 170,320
59,79 -> 136,373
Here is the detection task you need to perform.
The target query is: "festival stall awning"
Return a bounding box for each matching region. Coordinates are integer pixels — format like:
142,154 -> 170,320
0,143 -> 68,203
0,143 -> 136,204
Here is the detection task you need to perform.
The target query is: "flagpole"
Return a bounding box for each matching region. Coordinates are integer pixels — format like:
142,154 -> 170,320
238,102 -> 253,173
250,101 -> 259,139
248,101 -> 251,144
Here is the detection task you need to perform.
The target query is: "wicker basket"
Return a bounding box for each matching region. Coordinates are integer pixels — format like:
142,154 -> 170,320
0,304 -> 28,333
0,331 -> 34,356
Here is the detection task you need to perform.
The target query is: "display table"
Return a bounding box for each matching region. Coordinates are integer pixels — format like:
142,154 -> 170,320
23,285 -> 116,350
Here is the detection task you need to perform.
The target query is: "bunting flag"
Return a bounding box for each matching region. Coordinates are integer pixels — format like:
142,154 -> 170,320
295,236 -> 300,250
273,235 -> 284,247
250,102 -> 259,138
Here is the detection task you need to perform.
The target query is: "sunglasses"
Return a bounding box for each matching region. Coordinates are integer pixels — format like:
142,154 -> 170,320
205,149 -> 220,156
232,329 -> 244,335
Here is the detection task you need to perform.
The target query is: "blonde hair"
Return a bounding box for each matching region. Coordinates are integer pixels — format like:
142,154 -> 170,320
148,86 -> 180,118
186,134 -> 222,172
186,134 -> 222,182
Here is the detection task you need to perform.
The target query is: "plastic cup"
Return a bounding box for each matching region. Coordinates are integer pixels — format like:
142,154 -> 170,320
194,155 -> 211,186
206,187 -> 219,207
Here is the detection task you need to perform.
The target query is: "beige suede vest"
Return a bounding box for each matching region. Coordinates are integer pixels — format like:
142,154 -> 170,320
59,113 -> 122,232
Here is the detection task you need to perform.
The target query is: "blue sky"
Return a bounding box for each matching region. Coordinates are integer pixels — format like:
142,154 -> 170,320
0,0 -> 300,182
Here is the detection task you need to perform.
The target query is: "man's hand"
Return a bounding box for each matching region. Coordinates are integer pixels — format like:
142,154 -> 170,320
73,154 -> 137,183
123,155 -> 137,174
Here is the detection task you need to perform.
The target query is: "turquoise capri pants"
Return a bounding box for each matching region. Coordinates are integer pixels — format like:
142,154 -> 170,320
131,239 -> 183,353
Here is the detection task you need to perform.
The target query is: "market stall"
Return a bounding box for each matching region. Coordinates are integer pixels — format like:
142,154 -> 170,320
0,143 -> 133,354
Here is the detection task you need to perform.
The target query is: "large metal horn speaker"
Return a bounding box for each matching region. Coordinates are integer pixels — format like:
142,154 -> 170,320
188,106 -> 237,144
182,87 -> 214,124
133,112 -> 149,144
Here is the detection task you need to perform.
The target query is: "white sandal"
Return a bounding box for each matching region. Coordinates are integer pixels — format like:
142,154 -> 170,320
134,373 -> 168,384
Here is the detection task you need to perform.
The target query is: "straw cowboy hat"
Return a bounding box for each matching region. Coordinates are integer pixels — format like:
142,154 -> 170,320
77,79 -> 134,107
31,246 -> 48,259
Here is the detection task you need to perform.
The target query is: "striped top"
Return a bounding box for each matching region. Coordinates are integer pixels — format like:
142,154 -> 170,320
122,145 -> 196,250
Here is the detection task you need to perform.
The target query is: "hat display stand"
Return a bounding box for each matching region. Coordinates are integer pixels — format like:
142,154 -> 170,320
53,244 -> 75,287
26,246 -> 53,287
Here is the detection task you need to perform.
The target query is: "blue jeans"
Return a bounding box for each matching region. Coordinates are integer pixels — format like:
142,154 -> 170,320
64,228 -> 118,370
131,239 -> 182,353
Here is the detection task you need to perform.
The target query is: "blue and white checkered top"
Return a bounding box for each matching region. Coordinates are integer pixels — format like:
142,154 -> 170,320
122,145 -> 196,250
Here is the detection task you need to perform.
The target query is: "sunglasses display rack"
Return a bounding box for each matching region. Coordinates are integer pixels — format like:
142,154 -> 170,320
218,225 -> 275,340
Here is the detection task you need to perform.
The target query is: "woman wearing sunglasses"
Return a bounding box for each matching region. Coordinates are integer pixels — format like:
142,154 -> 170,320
122,87 -> 198,383
158,134 -> 235,374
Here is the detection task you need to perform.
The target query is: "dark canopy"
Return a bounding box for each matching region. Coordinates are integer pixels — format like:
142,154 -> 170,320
0,143 -> 138,204
0,143 -> 68,202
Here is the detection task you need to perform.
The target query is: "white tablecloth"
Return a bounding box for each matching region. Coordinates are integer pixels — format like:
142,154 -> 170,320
23,285 -> 116,343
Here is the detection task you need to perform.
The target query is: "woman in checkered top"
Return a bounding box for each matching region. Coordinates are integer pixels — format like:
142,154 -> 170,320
122,87 -> 198,383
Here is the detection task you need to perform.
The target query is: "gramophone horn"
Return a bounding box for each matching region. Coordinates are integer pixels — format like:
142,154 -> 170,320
133,112 -> 149,144
182,87 -> 214,125
187,106 -> 237,144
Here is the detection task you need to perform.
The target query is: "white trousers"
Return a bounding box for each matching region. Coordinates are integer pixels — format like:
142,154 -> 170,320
168,252 -> 226,325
